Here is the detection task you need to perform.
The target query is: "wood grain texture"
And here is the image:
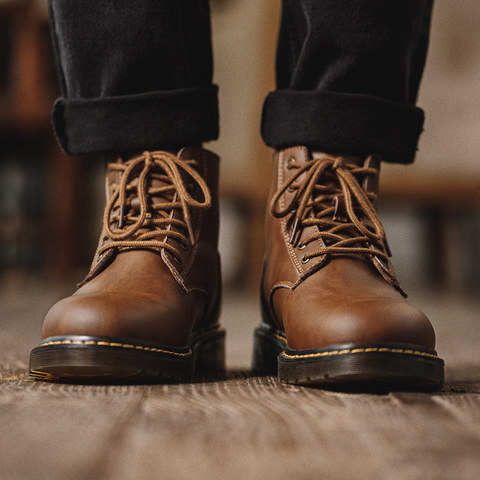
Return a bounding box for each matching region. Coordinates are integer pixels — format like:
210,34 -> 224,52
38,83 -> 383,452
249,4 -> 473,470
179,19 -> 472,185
1,278 -> 479,480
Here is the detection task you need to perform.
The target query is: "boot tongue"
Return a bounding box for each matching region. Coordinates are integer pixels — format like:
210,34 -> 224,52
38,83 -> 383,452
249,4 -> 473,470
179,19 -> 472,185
310,152 -> 380,225
108,159 -> 177,236
299,152 -> 383,256
129,175 -> 175,215
310,152 -> 379,195
132,168 -> 194,245
309,153 -> 359,221
105,150 -> 204,249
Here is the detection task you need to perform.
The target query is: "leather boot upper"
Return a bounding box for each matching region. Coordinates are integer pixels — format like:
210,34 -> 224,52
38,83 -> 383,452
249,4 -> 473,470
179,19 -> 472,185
261,146 -> 436,350
42,148 -> 221,348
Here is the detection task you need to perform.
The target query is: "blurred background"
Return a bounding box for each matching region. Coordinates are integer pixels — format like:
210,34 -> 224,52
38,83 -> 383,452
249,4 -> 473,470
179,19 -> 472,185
0,0 -> 479,333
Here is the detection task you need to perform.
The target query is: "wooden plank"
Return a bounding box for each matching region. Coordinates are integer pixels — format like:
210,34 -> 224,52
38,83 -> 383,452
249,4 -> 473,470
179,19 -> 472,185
0,381 -> 146,480
70,377 -> 479,480
1,374 -> 479,480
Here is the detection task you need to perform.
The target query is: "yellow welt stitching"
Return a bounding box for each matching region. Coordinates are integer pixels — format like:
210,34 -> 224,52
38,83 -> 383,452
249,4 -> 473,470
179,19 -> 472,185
40,339 -> 192,357
273,333 -> 287,344
282,346 -> 438,360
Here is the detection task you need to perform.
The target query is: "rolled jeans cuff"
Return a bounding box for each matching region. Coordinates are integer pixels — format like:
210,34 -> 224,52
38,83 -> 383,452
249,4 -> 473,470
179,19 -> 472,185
52,86 -> 219,155
261,90 -> 425,164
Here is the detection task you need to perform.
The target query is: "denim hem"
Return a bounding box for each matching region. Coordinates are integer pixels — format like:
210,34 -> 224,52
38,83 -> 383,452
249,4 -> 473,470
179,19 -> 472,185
53,86 -> 219,155
261,89 -> 425,164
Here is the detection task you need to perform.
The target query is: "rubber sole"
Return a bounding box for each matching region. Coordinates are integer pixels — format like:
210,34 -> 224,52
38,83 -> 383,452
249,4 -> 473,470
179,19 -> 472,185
252,324 -> 445,390
29,326 -> 225,383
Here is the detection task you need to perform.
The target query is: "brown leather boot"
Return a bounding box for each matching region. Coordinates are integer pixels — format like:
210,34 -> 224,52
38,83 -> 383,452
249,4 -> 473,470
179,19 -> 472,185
253,146 -> 444,389
30,148 -> 224,382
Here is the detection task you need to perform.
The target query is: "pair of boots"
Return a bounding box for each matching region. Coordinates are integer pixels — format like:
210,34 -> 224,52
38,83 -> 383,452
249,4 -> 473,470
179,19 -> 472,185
29,146 -> 444,389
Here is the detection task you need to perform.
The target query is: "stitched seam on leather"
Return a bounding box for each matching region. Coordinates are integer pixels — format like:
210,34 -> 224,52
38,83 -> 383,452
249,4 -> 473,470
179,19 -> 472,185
282,347 -> 439,360
39,339 -> 192,357
283,217 -> 303,273
279,153 -> 303,275
268,282 -> 294,328
181,242 -> 198,278
162,248 -> 188,293
185,285 -> 209,295
181,158 -> 207,277
271,281 -> 295,291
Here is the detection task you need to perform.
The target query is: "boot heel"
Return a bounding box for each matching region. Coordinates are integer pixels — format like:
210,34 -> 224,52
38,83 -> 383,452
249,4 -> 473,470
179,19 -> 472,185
192,327 -> 226,374
252,326 -> 286,375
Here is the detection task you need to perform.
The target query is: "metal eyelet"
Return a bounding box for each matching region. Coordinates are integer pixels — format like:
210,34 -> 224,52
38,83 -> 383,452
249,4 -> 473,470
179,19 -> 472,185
301,255 -> 310,264
298,243 -> 306,251
287,186 -> 295,193
173,255 -> 183,265
286,157 -> 295,170
179,242 -> 188,251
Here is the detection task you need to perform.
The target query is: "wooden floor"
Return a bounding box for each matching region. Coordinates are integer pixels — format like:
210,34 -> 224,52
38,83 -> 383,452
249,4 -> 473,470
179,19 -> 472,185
1,274 -> 479,480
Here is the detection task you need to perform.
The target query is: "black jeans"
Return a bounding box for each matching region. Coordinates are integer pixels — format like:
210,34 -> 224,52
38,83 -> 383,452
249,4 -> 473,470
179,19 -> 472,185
49,0 -> 433,164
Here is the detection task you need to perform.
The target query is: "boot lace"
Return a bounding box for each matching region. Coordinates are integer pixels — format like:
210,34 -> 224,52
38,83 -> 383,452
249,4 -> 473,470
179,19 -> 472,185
270,155 -> 389,264
99,151 -> 211,261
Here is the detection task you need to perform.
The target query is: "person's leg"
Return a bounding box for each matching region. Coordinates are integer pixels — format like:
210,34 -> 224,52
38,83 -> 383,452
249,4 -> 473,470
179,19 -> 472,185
49,0 -> 218,155
254,0 -> 445,389
262,0 -> 432,165
30,0 -> 224,382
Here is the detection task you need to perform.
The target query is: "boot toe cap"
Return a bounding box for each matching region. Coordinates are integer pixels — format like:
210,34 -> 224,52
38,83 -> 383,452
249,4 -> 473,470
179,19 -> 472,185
283,297 -> 436,351
42,293 -> 194,347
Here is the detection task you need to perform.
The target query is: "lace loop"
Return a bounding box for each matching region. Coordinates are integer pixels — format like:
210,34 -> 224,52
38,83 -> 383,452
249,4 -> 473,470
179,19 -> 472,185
100,150 -> 211,258
270,155 -> 388,261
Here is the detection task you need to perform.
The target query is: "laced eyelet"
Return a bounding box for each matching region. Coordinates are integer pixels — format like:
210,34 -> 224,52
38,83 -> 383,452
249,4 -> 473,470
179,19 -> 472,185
298,243 -> 306,250
286,157 -> 295,170
173,255 -> 183,265
301,255 -> 310,264
287,186 -> 295,193
179,241 -> 188,250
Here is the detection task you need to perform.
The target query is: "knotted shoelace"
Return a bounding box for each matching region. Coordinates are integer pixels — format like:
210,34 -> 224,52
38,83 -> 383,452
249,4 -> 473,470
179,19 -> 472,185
99,151 -> 211,262
270,155 -> 389,264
